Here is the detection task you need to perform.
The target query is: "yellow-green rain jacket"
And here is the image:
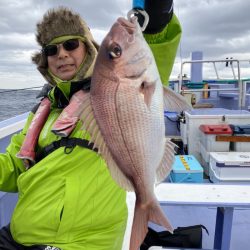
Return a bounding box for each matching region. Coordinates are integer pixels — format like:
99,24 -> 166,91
0,14 -> 181,250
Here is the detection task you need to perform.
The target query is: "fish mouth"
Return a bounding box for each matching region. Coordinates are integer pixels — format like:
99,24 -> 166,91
116,17 -> 137,35
109,17 -> 137,45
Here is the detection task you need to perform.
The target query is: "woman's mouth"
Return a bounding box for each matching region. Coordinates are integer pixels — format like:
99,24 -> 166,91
58,64 -> 74,71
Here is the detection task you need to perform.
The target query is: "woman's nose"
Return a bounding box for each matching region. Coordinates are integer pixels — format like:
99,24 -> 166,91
57,44 -> 69,58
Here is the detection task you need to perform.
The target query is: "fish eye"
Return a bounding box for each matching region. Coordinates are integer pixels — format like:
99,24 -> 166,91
108,44 -> 122,59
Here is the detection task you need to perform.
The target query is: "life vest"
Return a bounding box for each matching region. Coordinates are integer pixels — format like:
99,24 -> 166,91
17,78 -> 94,169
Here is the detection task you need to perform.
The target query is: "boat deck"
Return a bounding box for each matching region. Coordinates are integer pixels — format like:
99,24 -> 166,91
1,113 -> 250,250
123,183 -> 250,250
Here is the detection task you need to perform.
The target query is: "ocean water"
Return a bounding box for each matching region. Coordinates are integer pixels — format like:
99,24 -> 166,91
0,89 -> 40,122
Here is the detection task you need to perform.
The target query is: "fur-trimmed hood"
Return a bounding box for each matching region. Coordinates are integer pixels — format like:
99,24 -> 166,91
32,7 -> 99,86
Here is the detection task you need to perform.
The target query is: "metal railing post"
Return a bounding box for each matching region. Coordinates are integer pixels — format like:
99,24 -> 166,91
176,58 -> 249,109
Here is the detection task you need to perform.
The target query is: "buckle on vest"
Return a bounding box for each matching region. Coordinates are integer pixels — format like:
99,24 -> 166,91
62,137 -> 76,154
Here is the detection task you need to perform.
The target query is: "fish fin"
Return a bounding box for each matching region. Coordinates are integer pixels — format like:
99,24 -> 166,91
103,150 -> 135,191
156,138 -> 176,183
139,81 -> 156,108
79,97 -> 134,192
149,199 -> 173,232
129,200 -> 149,250
163,86 -> 192,112
130,198 -> 173,250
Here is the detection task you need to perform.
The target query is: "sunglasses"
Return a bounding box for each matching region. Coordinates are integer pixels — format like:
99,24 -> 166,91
43,39 -> 80,57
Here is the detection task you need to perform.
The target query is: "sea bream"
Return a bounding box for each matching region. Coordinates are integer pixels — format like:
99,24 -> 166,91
52,16 -> 191,250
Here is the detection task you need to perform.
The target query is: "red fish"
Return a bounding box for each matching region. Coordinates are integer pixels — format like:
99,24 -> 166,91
53,16 -> 191,250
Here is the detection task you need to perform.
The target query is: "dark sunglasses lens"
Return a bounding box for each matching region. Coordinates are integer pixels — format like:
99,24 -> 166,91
44,45 -> 57,56
44,39 -> 79,56
63,39 -> 79,51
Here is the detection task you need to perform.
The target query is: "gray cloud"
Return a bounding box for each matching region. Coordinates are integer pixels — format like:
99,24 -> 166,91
0,0 -> 249,89
176,0 -> 250,59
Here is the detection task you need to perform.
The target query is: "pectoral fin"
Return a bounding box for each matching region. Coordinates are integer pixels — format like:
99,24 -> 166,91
163,86 -> 192,112
139,81 -> 156,108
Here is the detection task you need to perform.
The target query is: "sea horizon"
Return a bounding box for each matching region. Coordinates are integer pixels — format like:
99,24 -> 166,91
0,89 -> 40,122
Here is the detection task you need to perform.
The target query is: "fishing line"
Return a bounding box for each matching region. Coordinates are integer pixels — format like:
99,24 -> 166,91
0,86 -> 43,93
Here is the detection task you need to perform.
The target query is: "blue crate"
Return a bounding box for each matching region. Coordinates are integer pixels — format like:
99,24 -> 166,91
170,155 -> 203,183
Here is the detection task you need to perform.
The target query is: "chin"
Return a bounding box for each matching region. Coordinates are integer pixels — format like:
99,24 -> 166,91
59,74 -> 75,81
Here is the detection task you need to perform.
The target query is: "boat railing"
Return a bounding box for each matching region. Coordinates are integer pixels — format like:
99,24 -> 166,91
0,112 -> 29,140
0,112 -> 29,153
0,112 -> 28,227
177,59 -> 250,109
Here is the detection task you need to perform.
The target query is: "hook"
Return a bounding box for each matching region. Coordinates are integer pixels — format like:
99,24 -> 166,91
127,9 -> 149,32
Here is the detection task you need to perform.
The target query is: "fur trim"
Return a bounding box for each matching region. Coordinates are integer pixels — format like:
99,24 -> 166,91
36,6 -> 93,46
32,6 -> 99,86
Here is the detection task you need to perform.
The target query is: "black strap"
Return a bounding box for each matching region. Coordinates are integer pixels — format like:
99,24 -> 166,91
36,137 -> 98,162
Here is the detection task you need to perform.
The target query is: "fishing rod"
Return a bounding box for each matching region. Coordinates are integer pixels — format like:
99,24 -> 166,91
0,86 -> 43,94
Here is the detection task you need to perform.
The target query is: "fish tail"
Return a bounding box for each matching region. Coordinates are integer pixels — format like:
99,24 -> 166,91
129,199 -> 173,250
148,200 -> 173,233
129,201 -> 149,250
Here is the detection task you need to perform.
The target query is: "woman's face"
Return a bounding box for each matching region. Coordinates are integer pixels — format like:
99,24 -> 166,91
47,40 -> 87,81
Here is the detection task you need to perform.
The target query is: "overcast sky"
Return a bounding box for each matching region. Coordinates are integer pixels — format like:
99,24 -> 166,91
0,0 -> 250,89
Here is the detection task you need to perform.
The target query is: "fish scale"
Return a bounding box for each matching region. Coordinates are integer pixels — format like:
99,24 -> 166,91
89,17 -> 175,250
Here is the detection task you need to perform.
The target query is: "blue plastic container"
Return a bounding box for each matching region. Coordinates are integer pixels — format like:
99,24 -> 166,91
170,155 -> 203,183
229,124 -> 250,152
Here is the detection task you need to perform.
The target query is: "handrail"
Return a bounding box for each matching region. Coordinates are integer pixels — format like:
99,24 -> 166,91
0,113 -> 28,139
177,59 -> 248,108
181,88 -> 238,93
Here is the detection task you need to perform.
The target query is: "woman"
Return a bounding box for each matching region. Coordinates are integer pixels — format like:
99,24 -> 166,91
0,1 -> 181,249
